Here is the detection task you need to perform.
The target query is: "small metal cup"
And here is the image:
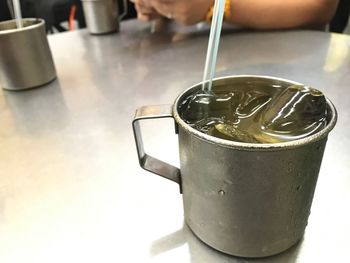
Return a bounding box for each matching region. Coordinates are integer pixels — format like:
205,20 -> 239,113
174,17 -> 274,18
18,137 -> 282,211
132,75 -> 337,257
82,0 -> 126,34
0,18 -> 56,91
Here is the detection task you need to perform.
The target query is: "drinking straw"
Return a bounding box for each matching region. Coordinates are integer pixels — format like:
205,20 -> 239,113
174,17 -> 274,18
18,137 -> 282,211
202,0 -> 225,92
12,0 -> 23,28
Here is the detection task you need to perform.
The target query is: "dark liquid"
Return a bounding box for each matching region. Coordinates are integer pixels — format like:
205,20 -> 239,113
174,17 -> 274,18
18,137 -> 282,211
179,83 -> 328,143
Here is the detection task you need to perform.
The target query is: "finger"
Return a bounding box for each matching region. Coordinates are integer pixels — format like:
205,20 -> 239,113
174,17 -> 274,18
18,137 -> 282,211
151,0 -> 175,4
138,13 -> 152,21
135,3 -> 161,21
138,12 -> 161,21
149,0 -> 174,17
135,3 -> 154,15
135,2 -> 151,11
148,12 -> 162,20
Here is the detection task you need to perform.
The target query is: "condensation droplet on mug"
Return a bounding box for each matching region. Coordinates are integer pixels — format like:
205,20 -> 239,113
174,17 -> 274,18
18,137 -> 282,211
218,190 -> 225,196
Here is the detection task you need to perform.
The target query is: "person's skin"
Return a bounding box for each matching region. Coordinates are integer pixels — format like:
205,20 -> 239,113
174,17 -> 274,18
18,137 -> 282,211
130,0 -> 339,29
130,0 -> 161,21
228,0 -> 340,29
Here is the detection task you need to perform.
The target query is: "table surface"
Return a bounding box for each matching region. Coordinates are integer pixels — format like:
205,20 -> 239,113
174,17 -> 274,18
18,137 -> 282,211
0,20 -> 349,262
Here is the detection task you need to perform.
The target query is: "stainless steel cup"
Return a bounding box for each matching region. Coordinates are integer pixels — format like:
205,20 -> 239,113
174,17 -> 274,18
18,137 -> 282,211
82,0 -> 125,34
132,75 -> 337,258
0,18 -> 56,91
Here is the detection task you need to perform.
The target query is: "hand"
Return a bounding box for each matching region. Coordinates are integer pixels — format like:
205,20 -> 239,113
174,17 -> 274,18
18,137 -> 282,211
150,0 -> 211,25
130,0 -> 161,21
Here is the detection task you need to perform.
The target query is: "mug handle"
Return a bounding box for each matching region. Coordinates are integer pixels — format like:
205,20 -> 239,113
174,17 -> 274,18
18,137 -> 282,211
119,0 -> 128,20
132,104 -> 182,193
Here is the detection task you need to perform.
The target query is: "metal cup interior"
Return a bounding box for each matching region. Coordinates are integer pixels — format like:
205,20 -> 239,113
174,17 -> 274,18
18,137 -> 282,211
173,75 -> 337,150
0,18 -> 43,34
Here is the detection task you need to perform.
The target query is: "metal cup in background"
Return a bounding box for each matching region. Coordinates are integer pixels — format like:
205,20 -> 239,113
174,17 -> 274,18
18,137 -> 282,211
82,0 -> 127,35
132,75 -> 337,258
0,18 -> 56,91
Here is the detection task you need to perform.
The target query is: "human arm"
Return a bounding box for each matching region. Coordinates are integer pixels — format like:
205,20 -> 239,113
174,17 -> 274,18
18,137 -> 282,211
226,0 -> 339,29
145,0 -> 339,29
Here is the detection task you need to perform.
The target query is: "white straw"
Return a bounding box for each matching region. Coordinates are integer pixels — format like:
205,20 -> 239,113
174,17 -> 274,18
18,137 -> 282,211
202,0 -> 225,92
12,0 -> 23,28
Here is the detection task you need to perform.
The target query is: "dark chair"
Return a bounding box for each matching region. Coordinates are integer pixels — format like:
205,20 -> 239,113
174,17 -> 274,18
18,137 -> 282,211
45,0 -> 137,32
329,0 -> 350,33
49,0 -> 86,33
0,0 -> 11,21
20,0 -> 85,32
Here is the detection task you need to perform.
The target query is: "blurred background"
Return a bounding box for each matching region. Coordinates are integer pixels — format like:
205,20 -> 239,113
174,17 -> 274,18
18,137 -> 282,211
0,0 -> 349,34
0,0 -> 137,33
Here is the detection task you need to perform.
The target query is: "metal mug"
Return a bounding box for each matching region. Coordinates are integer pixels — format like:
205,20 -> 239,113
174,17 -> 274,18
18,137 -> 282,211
132,75 -> 337,258
82,0 -> 127,34
0,18 -> 56,91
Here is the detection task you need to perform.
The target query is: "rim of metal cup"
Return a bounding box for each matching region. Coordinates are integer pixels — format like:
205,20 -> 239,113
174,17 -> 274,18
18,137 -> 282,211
173,75 -> 338,151
0,18 -> 44,35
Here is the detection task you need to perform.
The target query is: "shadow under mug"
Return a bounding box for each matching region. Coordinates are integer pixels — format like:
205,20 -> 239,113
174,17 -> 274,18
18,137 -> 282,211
132,75 -> 337,258
0,18 -> 56,91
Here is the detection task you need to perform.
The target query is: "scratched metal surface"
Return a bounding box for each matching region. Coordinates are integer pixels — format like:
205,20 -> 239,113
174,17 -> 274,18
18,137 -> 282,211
0,20 -> 349,262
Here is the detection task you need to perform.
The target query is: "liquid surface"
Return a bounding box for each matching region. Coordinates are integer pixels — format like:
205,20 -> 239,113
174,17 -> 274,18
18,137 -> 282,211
179,83 -> 328,143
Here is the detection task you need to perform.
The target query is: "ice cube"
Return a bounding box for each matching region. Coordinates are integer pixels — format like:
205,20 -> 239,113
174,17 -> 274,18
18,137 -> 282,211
209,123 -> 260,143
260,85 -> 328,141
